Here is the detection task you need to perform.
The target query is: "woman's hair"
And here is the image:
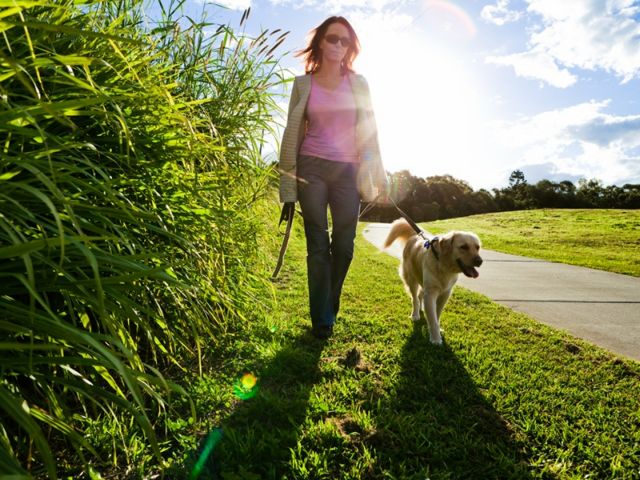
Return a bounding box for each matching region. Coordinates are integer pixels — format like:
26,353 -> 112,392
295,16 -> 361,75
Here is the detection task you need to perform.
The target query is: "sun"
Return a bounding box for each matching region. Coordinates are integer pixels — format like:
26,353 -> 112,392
354,16 -> 490,189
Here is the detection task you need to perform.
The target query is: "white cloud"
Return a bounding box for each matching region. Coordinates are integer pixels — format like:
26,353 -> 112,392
481,0 -> 523,26
554,143 -> 634,183
487,0 -> 640,86
204,0 -> 251,10
268,0 -> 398,12
347,9 -> 415,42
486,49 -> 577,88
265,0 -> 416,71
269,0 -> 316,8
486,101 -> 640,186
571,115 -> 640,147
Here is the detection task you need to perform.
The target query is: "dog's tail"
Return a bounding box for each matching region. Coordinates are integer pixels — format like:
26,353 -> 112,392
383,218 -> 417,249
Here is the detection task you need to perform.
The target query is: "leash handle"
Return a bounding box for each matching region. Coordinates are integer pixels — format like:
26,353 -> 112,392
271,209 -> 294,280
278,202 -> 295,227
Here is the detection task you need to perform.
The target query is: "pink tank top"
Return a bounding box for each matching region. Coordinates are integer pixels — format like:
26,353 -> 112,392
299,75 -> 359,163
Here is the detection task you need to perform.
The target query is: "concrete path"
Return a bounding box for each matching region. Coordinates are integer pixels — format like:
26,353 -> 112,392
362,223 -> 640,362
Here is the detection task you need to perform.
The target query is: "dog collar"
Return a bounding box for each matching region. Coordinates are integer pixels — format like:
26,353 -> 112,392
423,236 -> 440,261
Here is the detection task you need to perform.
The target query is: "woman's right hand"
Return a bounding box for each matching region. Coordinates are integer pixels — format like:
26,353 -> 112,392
279,202 -> 296,225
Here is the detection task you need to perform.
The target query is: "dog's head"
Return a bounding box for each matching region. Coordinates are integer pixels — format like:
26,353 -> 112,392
437,231 -> 483,278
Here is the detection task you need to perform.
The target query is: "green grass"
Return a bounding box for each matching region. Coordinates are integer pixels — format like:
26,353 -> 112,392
424,209 -> 640,277
156,221 -> 640,480
0,1 -> 288,476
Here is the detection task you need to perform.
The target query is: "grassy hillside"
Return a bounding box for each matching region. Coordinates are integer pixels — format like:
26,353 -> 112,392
157,223 -> 640,480
424,209 -> 640,277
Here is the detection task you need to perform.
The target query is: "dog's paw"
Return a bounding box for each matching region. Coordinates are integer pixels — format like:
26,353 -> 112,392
411,314 -> 421,322
429,335 -> 443,345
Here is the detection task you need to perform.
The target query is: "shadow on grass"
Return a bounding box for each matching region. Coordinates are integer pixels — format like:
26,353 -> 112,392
369,322 -> 532,479
171,330 -> 326,479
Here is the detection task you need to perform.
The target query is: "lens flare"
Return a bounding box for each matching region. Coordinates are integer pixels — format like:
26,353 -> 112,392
233,373 -> 258,400
189,428 -> 223,480
241,373 -> 257,389
388,173 -> 413,203
422,0 -> 477,39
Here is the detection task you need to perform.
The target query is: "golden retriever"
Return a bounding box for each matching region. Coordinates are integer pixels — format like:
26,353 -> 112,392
384,218 -> 483,344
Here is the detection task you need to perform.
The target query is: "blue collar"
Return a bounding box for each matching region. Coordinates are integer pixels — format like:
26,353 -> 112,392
423,236 -> 440,261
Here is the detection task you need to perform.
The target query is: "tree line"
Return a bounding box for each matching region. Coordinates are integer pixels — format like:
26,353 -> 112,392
361,169 -> 640,222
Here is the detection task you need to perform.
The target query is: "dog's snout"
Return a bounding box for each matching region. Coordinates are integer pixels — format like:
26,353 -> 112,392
474,256 -> 483,267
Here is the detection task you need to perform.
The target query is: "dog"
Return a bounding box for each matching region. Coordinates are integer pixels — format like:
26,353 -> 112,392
384,218 -> 483,345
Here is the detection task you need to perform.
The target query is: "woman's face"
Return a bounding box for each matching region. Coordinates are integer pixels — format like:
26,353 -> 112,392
321,22 -> 351,64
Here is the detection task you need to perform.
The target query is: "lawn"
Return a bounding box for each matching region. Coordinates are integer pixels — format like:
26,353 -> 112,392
162,218 -> 640,480
424,209 -> 640,277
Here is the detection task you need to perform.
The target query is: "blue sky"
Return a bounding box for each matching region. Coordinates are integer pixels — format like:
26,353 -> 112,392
159,0 -> 640,190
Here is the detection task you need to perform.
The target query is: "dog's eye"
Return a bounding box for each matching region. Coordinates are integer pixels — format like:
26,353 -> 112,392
460,245 -> 469,251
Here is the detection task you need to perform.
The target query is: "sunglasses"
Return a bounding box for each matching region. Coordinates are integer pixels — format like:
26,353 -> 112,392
324,34 -> 351,48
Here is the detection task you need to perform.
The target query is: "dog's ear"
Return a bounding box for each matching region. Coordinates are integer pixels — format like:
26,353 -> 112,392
437,232 -> 456,256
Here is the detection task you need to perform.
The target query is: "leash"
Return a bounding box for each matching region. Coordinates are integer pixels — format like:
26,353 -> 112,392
271,194 -> 440,280
387,197 -> 424,239
385,197 -> 440,259
271,203 -> 296,280
271,197 -> 385,280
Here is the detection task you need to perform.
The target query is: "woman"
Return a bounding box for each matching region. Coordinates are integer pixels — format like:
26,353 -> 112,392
279,16 -> 388,339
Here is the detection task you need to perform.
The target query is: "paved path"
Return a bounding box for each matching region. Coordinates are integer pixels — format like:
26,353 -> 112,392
362,223 -> 640,362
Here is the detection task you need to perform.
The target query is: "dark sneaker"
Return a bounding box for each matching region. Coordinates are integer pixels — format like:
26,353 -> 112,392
311,325 -> 333,340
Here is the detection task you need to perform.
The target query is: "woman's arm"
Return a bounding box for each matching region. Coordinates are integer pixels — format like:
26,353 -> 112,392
357,75 -> 390,202
279,76 -> 302,203
286,76 -> 300,120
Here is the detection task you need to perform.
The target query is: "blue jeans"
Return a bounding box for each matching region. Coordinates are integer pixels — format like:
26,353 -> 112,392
297,155 -> 361,327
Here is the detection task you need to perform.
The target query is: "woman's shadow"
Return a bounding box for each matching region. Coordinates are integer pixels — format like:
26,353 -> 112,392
169,323 -> 534,479
172,330 -> 327,479
367,322 -> 533,479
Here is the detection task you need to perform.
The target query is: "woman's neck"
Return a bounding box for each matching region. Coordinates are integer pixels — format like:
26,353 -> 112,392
316,62 -> 342,78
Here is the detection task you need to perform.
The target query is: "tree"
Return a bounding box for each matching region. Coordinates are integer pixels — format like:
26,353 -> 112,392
423,175 -> 474,218
509,169 -> 526,187
577,178 -> 604,207
470,189 -> 498,213
360,169 -> 636,224
494,170 -> 534,210
621,184 -> 640,208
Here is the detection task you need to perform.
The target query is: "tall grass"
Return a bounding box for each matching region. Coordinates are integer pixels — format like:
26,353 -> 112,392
0,0 -> 287,476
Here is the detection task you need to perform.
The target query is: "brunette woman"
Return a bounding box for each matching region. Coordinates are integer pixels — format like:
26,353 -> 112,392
279,16 -> 388,339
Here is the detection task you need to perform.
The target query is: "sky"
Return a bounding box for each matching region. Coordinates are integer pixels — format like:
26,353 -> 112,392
156,0 -> 640,191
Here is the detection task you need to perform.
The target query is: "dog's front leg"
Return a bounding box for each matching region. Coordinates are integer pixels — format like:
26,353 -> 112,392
436,289 -> 452,320
423,290 -> 442,345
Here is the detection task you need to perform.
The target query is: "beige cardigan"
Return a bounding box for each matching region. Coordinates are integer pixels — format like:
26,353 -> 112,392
278,73 -> 389,203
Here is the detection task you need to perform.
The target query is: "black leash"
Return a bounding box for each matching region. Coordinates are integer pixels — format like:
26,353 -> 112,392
387,197 -> 425,239
271,203 -> 296,280
272,199 -> 377,280
359,194 -> 423,237
271,195 -> 440,280
387,197 -> 440,259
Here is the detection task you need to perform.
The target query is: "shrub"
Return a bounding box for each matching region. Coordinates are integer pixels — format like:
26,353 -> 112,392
0,0 -> 287,476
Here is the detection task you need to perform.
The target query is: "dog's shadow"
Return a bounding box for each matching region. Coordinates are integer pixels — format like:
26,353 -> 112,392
169,323 -> 531,478
370,321 -> 532,479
